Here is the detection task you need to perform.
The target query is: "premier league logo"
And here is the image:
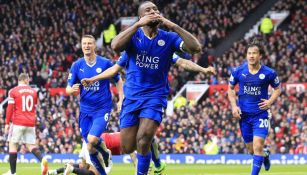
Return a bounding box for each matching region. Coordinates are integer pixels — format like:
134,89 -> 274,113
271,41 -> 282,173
274,76 -> 280,84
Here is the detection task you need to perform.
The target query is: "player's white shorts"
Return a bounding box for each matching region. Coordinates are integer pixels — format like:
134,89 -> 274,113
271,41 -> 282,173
79,141 -> 93,166
8,124 -> 36,144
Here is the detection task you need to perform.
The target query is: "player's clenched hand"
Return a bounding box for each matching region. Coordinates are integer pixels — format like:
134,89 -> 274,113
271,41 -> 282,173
232,106 -> 242,119
258,98 -> 271,110
137,14 -> 161,27
81,78 -> 94,87
203,66 -> 216,75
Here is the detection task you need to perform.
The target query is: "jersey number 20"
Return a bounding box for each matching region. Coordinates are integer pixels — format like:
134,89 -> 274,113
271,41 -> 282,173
259,119 -> 269,128
22,95 -> 34,112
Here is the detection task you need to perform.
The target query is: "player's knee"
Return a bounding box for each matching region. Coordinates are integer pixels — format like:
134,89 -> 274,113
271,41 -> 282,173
248,150 -> 254,155
87,135 -> 99,144
121,144 -> 135,154
87,143 -> 96,153
247,146 -> 254,154
136,133 -> 152,153
253,143 -> 264,154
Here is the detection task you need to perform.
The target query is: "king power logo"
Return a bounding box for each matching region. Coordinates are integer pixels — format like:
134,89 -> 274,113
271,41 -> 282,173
136,54 -> 160,69
243,86 -> 261,95
84,81 -> 100,91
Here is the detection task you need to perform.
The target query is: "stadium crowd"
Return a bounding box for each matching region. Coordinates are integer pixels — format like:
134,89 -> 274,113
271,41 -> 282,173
0,0 -> 306,154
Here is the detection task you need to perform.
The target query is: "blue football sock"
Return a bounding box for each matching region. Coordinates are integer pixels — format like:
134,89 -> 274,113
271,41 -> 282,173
94,138 -> 110,166
89,152 -> 106,175
137,152 -> 152,175
251,155 -> 264,175
151,143 -> 161,168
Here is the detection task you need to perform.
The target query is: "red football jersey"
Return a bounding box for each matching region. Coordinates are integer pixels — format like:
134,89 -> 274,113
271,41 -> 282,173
101,132 -> 121,155
6,85 -> 38,127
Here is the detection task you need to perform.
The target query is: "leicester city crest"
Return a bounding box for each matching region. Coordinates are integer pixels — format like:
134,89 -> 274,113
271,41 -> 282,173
158,39 -> 165,46
96,68 -> 102,73
259,74 -> 265,79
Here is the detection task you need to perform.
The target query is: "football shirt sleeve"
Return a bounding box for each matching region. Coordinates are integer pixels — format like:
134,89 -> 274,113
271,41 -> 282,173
229,68 -> 239,86
269,70 -> 280,88
169,32 -> 184,52
108,61 -> 120,82
6,90 -> 14,124
67,62 -> 78,87
116,52 -> 129,68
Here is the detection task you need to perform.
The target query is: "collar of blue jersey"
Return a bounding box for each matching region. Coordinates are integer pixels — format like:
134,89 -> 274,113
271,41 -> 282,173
85,55 -> 97,67
141,27 -> 160,40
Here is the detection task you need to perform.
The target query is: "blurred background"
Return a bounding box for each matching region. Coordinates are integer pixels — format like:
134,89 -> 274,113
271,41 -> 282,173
0,0 -> 306,172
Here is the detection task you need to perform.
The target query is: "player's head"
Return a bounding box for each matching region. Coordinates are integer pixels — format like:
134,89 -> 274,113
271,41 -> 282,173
18,73 -> 30,85
246,38 -> 264,66
138,1 -> 161,28
81,35 -> 96,56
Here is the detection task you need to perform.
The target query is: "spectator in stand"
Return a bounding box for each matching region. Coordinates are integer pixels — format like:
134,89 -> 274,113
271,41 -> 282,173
260,16 -> 274,35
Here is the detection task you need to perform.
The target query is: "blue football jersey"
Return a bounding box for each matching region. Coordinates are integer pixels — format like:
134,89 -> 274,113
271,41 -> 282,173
67,55 -> 119,113
116,28 -> 183,99
229,63 -> 280,115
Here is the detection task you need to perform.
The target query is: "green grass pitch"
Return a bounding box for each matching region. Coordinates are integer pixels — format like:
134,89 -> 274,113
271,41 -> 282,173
0,163 -> 306,175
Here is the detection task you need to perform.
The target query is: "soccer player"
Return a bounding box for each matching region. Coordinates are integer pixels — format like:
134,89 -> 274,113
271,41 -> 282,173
47,132 -> 164,175
3,73 -> 48,175
81,1 -> 215,174
228,39 -> 281,175
66,35 -> 124,175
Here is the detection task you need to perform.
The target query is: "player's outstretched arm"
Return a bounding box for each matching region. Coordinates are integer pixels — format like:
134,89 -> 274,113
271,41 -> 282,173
228,85 -> 241,119
111,14 -> 160,52
175,58 -> 216,75
160,16 -> 201,53
81,64 -> 123,87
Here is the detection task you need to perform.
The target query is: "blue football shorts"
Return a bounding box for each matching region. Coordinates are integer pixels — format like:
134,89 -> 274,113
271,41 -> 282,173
119,98 -> 166,129
239,111 -> 270,143
79,109 -> 111,142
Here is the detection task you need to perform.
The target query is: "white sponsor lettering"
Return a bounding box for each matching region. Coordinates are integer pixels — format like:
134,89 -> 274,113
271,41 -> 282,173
84,81 -> 100,91
243,86 -> 261,95
136,54 -> 160,69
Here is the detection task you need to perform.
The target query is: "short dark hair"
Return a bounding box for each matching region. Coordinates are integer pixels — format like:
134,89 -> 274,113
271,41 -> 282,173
81,35 -> 95,41
247,37 -> 264,55
18,73 -> 29,81
138,1 -> 154,16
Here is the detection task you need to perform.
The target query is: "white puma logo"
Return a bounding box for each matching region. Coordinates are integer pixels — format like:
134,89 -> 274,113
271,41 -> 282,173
80,69 -> 84,72
242,73 -> 246,77
136,37 -> 142,43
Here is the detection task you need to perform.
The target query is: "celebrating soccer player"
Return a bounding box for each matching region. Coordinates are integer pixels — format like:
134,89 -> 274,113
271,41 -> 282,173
228,39 -> 281,175
66,35 -> 124,175
81,1 -> 215,174
3,73 -> 48,175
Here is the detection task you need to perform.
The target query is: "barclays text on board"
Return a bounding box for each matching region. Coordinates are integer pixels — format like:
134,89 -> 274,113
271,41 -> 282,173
0,154 -> 306,165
